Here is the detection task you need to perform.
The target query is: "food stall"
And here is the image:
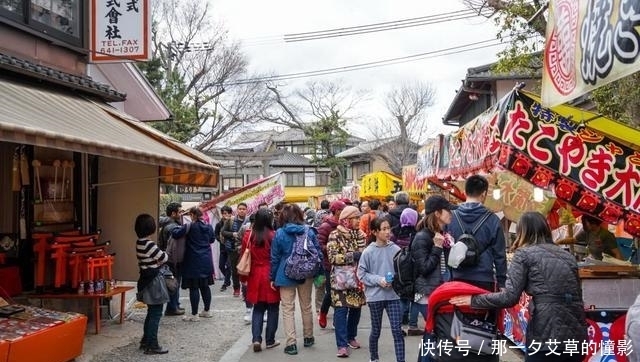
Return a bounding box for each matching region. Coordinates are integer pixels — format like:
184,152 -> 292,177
419,88 -> 640,360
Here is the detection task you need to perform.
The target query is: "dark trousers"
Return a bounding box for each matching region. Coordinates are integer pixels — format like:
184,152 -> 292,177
188,285 -> 212,315
142,304 -> 163,348
242,283 -> 252,308
227,250 -> 240,289
369,300 -> 405,362
334,306 -> 361,348
220,250 -> 230,287
251,302 -> 279,345
166,263 -> 182,312
320,269 -> 332,314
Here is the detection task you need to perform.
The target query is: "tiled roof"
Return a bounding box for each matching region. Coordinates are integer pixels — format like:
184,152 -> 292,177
336,137 -> 399,158
271,128 -> 306,142
0,52 -> 126,102
269,151 -> 313,167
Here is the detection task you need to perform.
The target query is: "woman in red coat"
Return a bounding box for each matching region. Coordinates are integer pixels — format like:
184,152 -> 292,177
239,208 -> 280,352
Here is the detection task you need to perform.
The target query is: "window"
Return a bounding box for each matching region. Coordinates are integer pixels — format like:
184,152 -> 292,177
223,176 -> 244,191
285,173 -> 305,187
0,0 -> 82,46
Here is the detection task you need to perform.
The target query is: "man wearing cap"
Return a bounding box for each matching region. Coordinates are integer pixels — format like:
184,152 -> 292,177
445,175 -> 507,292
316,200 -> 346,328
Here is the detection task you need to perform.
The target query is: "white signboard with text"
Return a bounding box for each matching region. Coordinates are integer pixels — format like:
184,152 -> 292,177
90,0 -> 150,62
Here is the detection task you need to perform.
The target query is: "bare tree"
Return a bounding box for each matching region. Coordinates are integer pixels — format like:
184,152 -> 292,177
263,81 -> 368,189
367,82 -> 436,174
145,0 -> 272,150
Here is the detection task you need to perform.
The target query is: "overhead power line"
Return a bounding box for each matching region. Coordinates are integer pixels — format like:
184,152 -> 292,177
221,34 -> 539,86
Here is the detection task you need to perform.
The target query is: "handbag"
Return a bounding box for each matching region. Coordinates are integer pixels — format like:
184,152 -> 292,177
331,264 -> 359,291
449,307 -> 497,355
141,272 -> 170,305
237,231 -> 252,276
159,264 -> 178,294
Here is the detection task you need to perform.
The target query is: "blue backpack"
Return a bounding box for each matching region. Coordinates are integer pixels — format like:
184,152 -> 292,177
284,229 -> 321,280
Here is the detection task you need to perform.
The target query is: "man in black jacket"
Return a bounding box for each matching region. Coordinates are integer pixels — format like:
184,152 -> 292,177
158,202 -> 185,316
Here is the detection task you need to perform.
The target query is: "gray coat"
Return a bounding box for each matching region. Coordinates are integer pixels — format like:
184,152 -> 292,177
472,242 -> 588,352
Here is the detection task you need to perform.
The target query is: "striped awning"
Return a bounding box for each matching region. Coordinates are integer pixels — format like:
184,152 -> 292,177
160,167 -> 217,187
0,78 -> 218,184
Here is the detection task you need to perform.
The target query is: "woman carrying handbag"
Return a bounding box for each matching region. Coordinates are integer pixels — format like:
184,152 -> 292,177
239,209 -> 280,352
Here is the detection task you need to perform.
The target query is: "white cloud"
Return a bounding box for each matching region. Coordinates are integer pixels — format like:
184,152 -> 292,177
212,0 -> 506,138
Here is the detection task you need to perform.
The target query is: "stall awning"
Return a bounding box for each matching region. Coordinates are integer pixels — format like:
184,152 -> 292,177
0,78 -> 218,184
284,187 -> 326,203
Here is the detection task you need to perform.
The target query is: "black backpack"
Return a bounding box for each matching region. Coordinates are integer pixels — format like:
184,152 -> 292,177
448,211 -> 492,268
392,239 -> 415,298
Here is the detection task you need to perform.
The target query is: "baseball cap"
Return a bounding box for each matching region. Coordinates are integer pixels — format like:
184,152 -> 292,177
424,195 -> 458,214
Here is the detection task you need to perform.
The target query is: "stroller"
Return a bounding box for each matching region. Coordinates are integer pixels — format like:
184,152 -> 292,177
422,281 -> 501,362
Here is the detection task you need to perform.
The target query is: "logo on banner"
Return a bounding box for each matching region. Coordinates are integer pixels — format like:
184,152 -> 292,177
545,0 -> 579,96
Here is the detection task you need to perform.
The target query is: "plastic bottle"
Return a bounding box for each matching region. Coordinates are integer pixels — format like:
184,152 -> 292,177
385,272 -> 394,283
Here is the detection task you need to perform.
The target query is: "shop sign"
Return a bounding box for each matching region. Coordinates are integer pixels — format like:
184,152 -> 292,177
542,0 -> 640,107
360,171 -> 402,198
416,137 -> 440,180
498,92 -> 640,235
199,173 -> 285,224
90,0 -> 151,62
402,165 -> 429,194
435,107 -> 502,180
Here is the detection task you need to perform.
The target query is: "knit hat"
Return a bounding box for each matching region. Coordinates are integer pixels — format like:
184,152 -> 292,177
329,200 -> 346,213
339,206 -> 362,220
400,208 -> 419,227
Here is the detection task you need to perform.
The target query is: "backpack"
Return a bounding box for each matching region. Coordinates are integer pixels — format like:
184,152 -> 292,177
392,238 -> 415,298
448,211 -> 492,269
284,228 -> 321,280
166,222 -> 191,265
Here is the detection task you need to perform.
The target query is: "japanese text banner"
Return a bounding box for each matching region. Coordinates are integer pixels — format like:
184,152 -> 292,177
90,0 -> 150,62
542,0 -> 640,107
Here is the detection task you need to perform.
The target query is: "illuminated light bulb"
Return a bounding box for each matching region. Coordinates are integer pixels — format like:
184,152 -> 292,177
443,182 -> 448,187
533,187 -> 544,202
493,189 -> 501,200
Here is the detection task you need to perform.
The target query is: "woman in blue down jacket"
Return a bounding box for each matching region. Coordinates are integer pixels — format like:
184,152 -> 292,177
450,212 -> 587,362
270,203 -> 322,355
172,206 -> 215,321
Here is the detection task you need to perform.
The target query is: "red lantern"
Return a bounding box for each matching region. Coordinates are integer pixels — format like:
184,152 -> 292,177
530,165 -> 554,188
575,189 -> 600,213
555,178 -> 580,201
511,153 -> 533,177
598,201 -> 624,224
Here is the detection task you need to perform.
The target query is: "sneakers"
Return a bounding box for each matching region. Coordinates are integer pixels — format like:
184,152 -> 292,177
407,326 -> 423,336
284,344 -> 298,355
182,314 -> 199,322
336,347 -> 349,358
266,340 -> 280,349
318,312 -> 327,328
233,288 -> 241,297
243,308 -> 252,324
199,310 -> 213,318
303,337 -> 315,347
348,339 -> 361,349
252,342 -> 262,352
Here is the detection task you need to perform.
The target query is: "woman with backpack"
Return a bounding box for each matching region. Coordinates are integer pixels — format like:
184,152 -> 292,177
411,195 -> 457,360
239,209 -> 280,352
270,203 -> 322,355
327,205 -> 367,358
171,206 -> 215,322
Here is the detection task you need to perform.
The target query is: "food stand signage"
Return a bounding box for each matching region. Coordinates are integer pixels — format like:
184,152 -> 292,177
498,92 -> 640,235
402,165 -> 429,194
359,171 -> 402,199
90,0 -> 151,62
542,0 -> 640,106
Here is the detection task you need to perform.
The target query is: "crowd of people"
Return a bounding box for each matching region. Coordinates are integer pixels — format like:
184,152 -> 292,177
133,174 -> 639,362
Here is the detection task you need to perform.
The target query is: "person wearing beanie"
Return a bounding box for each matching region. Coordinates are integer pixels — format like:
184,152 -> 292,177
316,200 -> 346,329
327,205 -> 367,357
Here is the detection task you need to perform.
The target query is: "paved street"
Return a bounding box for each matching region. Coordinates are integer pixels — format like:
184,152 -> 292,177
79,285 -> 524,362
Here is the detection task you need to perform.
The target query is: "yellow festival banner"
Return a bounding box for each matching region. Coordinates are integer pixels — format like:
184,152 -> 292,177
359,171 -> 402,199
542,0 -> 640,107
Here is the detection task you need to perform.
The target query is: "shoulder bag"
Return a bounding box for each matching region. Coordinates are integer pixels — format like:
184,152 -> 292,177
237,230 -> 252,276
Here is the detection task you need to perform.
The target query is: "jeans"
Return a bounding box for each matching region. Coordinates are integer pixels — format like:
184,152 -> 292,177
369,300 -> 404,362
320,269 -> 332,314
252,302 -> 279,345
219,250 -> 230,286
142,304 -> 163,348
333,306 -> 361,348
166,263 -> 182,312
409,302 -> 427,328
400,298 -> 411,324
188,285 -> 212,315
